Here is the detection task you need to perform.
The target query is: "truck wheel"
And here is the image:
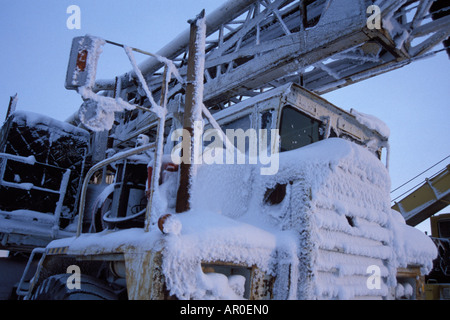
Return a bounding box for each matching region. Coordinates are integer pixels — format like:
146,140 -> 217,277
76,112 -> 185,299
91,185 -> 115,232
30,274 -> 118,300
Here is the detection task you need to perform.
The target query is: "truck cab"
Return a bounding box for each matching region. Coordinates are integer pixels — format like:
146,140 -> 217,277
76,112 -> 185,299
15,83 -> 436,300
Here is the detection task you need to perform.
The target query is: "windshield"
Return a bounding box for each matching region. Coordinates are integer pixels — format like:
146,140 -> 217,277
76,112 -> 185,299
279,106 -> 322,152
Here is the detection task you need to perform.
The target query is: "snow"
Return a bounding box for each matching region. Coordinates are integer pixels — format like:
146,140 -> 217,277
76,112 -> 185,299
49,55 -> 436,297
11,110 -> 89,139
76,37 -> 189,132
395,282 -> 413,299
161,210 -> 277,300
124,46 -> 165,117
161,214 -> 182,236
157,138 -> 437,299
0,209 -> 74,241
78,87 -> 136,132
388,209 -> 437,275
350,108 -> 390,139
196,272 -> 246,300
190,15 -> 207,124
0,153 -> 36,166
377,0 -> 410,50
84,36 -> 106,89
46,137 -> 437,300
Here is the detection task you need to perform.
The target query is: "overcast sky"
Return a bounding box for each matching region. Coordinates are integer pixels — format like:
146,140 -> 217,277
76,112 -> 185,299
0,1 -> 449,232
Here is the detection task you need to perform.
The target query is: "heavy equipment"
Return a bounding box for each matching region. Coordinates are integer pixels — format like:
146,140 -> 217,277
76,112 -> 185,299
1,0 -> 449,300
391,162 -> 450,300
425,213 -> 450,300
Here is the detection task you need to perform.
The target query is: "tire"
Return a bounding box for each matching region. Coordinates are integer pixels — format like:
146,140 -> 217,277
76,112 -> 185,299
91,185 -> 114,233
30,274 -> 118,300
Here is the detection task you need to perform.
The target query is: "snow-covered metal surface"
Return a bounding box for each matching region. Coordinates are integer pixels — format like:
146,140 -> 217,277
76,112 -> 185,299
393,164 -> 450,226
92,0 -> 449,111
0,111 -> 89,252
81,0 -> 450,154
46,138 -> 437,300
41,84 -> 435,300
5,0 -> 447,300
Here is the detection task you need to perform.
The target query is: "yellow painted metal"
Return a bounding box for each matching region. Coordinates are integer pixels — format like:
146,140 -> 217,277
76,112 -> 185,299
393,165 -> 450,226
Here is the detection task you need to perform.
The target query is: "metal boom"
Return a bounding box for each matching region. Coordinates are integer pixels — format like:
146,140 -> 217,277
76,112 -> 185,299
88,0 -> 449,146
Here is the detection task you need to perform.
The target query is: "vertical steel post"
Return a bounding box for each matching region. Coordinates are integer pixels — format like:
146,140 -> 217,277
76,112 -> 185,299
145,64 -> 169,231
6,93 -> 18,120
176,10 -> 206,213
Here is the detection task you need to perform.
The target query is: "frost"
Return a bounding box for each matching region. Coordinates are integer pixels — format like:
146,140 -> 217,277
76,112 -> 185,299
376,0 -> 410,49
76,41 -> 187,132
124,46 -> 165,117
157,138 -> 437,300
196,272 -> 246,300
388,209 -> 437,275
49,16 -> 436,298
11,110 -> 88,139
84,36 -> 106,89
350,108 -> 390,139
162,215 -> 182,236
47,138 -> 437,300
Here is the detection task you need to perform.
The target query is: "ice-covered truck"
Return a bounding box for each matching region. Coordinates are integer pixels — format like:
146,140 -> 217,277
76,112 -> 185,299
2,0 -> 448,300
12,81 -> 437,300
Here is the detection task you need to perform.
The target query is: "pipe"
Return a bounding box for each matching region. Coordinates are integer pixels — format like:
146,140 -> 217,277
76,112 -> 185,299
94,0 -> 256,91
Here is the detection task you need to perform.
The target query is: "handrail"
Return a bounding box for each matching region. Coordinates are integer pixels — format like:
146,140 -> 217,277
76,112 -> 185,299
76,143 -> 156,237
0,153 -> 36,165
16,247 -> 46,299
0,153 -> 72,234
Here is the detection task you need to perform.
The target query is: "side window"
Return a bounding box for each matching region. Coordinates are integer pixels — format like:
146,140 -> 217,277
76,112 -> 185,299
279,106 -> 322,152
203,114 -> 252,151
261,110 -> 273,130
222,115 -> 252,155
438,219 -> 450,238
260,110 -> 274,155
222,115 -> 251,132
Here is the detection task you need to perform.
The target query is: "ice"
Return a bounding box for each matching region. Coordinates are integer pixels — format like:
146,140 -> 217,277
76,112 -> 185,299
46,137 -> 437,300
78,87 -> 136,132
77,40 -> 188,132
11,110 -> 89,139
124,46 -> 165,117
376,0 -> 410,49
162,215 -> 182,236
47,12 -> 436,298
350,109 -> 390,139
388,209 -> 437,275
157,138 -> 437,300
196,272 -> 246,300
190,15 -> 207,123
84,36 -> 106,89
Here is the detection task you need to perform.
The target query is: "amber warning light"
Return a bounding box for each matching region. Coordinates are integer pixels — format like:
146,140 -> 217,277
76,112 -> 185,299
65,35 -> 102,90
76,50 -> 88,72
